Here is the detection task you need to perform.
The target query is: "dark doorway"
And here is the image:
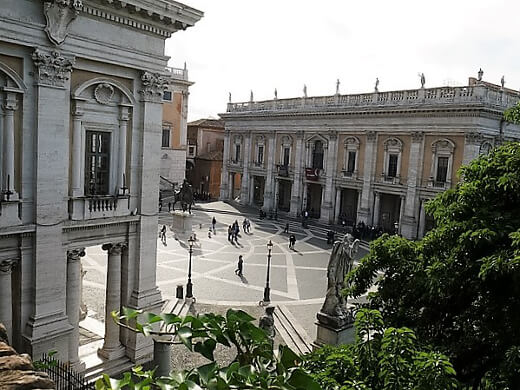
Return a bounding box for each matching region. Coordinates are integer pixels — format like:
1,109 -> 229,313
340,188 -> 358,226
306,183 -> 322,218
277,180 -> 291,212
378,193 -> 401,233
253,176 -> 265,206
230,173 -> 242,200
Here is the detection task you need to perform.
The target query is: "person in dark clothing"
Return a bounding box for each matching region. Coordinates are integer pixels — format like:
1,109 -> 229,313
289,234 -> 296,250
160,225 -> 167,243
235,255 -> 244,276
228,225 -> 233,242
284,222 -> 290,234
212,217 -> 217,232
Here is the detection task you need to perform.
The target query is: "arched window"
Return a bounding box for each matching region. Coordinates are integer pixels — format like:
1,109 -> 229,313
480,141 -> 493,155
382,138 -> 403,183
429,139 -> 455,188
254,135 -> 265,167
343,136 -> 360,178
312,140 -> 324,169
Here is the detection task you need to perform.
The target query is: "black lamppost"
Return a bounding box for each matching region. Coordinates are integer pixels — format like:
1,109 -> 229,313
263,240 -> 274,304
186,235 -> 195,299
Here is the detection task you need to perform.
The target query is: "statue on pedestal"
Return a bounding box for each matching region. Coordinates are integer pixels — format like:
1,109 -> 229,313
317,233 -> 360,328
172,179 -> 194,214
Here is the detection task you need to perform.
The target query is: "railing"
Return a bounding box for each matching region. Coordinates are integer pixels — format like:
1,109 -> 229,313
165,66 -> 189,81
88,196 -> 118,213
38,353 -> 95,389
227,84 -> 520,113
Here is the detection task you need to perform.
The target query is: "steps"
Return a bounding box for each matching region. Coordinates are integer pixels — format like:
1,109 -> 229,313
273,305 -> 313,355
83,356 -> 133,383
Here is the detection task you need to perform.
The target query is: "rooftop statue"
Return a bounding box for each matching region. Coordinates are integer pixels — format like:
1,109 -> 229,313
374,77 -> 379,92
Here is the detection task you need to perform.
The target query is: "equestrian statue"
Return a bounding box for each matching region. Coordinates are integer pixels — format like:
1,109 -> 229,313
171,179 -> 194,214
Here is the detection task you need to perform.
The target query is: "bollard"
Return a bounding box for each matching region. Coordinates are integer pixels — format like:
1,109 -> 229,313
176,285 -> 183,299
153,337 -> 172,377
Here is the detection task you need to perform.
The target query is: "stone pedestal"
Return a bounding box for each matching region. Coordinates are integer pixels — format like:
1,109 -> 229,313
0,201 -> 21,228
153,336 -> 172,377
314,319 -> 355,348
171,211 -> 194,240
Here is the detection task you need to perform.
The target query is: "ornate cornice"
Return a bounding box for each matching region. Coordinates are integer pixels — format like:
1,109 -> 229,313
139,72 -> 168,103
366,131 -> 377,142
32,49 -> 75,87
79,1 -> 203,38
465,132 -> 483,145
0,258 -> 19,274
44,0 -> 83,46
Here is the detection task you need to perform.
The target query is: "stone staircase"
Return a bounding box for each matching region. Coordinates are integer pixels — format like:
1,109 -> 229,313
273,305 -> 313,355
83,355 -> 133,383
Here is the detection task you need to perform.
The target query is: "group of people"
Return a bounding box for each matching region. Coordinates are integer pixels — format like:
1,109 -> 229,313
193,191 -> 211,201
351,221 -> 384,241
228,220 -> 241,243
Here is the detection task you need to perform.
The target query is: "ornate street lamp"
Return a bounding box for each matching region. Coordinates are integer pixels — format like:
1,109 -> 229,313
186,235 -> 195,299
263,240 -> 274,304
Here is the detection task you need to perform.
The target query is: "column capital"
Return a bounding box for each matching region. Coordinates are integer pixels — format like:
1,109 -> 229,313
119,105 -> 131,122
366,131 -> 377,143
2,93 -> 18,112
0,259 -> 19,274
102,242 -> 127,255
72,101 -> 84,117
32,48 -> 75,87
328,130 -> 338,140
67,248 -> 86,262
465,132 -> 483,145
139,72 -> 168,103
411,131 -> 424,142
296,130 -> 305,140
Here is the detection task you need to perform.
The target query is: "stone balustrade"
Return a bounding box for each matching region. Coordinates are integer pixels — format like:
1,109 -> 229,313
165,66 -> 188,81
227,85 -> 520,113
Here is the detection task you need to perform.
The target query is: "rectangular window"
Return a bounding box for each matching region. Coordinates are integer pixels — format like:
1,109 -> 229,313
162,126 -> 171,148
163,91 -> 172,101
258,145 -> 264,164
188,146 -> 195,157
283,147 -> 290,166
436,156 -> 449,183
235,144 -> 241,162
85,131 -> 110,195
387,154 -> 398,177
347,151 -> 356,173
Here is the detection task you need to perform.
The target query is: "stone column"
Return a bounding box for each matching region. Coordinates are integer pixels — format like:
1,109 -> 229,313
418,199 -> 427,238
321,131 -> 338,223
290,131 -> 304,217
359,131 -> 377,223
220,130 -> 231,200
0,259 -> 18,344
71,102 -> 84,197
401,132 -> 424,239
240,132 -> 251,205
99,243 -> 126,360
398,195 -> 406,234
66,248 -> 85,370
463,132 -> 483,166
2,93 -> 18,198
118,106 -> 131,195
372,191 -> 381,226
263,132 -> 276,210
334,187 -> 342,224
180,91 -> 189,148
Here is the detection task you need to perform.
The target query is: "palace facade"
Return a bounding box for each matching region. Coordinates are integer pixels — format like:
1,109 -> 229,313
0,0 -> 201,372
220,76 -> 520,239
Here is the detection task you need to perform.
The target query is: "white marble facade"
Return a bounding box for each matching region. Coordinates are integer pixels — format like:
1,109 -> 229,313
220,79 -> 520,239
0,0 -> 202,368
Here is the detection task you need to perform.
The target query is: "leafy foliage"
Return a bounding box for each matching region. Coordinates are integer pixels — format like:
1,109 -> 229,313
346,142 -> 520,387
95,307 -> 320,389
304,309 -> 457,390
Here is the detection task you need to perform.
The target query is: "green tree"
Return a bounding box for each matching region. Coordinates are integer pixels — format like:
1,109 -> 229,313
346,142 -> 520,388
304,309 -> 457,390
95,307 -> 321,390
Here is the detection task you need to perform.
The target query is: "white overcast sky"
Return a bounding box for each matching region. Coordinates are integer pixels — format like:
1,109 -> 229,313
165,0 -> 520,121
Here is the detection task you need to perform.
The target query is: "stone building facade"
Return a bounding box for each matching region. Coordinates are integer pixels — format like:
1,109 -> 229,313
220,76 -> 520,239
0,0 -> 201,371
160,65 -> 193,190
186,118 -> 225,198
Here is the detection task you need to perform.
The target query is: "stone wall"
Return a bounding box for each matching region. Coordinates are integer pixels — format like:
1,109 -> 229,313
0,323 -> 54,389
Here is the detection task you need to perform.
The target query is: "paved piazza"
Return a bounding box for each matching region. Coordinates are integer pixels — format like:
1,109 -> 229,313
82,201 -> 368,340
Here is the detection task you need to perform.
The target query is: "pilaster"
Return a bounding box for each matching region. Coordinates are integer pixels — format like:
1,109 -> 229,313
263,132 -> 276,210
220,129 -> 231,200
401,131 -> 424,239
358,131 -> 377,223
240,132 -> 251,205
462,132 -> 483,166
0,258 -> 18,344
320,131 -> 338,223
290,131 -> 304,217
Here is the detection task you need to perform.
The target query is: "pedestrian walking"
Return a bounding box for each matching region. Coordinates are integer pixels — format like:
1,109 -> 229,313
168,202 -> 171,212
284,222 -> 289,234
246,219 -> 251,233
228,225 -> 233,242
242,218 -> 247,233
212,217 -> 217,232
235,255 -> 244,276
289,234 -> 296,250
160,225 -> 167,243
